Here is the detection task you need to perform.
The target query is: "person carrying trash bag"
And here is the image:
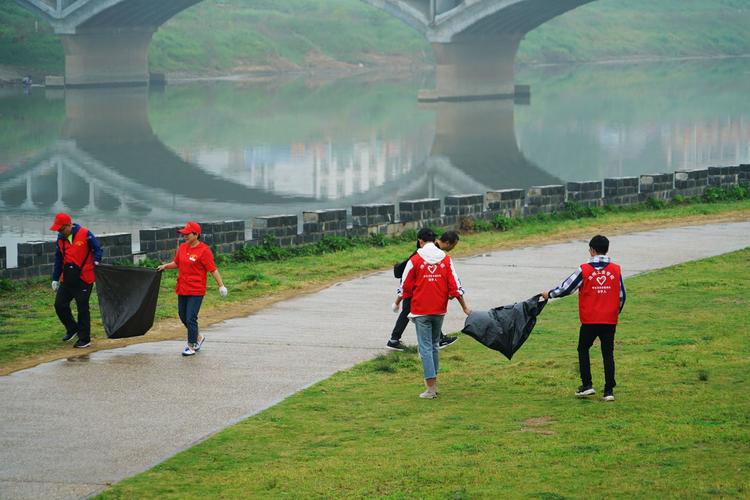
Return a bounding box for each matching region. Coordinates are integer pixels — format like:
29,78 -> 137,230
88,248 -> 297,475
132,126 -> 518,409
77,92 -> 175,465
388,231 -> 463,351
394,228 -> 470,399
50,212 -> 103,349
541,234 -> 626,402
157,221 -> 228,356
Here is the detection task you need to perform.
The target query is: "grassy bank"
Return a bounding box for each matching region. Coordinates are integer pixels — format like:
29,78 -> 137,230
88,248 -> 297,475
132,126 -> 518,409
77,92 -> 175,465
3,0 -> 750,77
98,246 -> 750,498
0,189 -> 748,373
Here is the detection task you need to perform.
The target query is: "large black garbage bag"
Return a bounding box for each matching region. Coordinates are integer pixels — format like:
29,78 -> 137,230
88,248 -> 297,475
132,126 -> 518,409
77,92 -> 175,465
461,295 -> 547,360
95,264 -> 162,339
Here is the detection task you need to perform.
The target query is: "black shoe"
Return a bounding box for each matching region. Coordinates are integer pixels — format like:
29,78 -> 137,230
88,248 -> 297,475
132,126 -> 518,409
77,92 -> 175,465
74,340 -> 91,348
575,385 -> 596,397
603,390 -> 615,402
386,339 -> 406,351
62,331 -> 78,342
438,336 -> 458,349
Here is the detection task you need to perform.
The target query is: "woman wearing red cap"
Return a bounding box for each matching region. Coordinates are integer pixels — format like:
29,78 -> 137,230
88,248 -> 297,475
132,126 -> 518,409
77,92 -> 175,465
157,221 -> 228,356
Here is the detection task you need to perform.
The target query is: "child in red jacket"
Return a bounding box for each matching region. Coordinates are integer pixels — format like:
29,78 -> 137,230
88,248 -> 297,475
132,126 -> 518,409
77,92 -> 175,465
396,228 -> 470,399
542,235 -> 626,402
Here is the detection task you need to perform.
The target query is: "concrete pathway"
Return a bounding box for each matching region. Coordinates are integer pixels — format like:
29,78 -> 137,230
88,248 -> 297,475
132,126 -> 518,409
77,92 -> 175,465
1,221 -> 748,499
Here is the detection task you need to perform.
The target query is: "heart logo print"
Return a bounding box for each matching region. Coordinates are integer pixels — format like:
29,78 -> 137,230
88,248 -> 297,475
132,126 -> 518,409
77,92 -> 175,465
596,276 -> 607,286
427,265 -> 437,274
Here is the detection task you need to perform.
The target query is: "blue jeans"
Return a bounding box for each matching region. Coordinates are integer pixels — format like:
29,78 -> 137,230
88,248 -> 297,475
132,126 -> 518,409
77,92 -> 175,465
413,315 -> 444,380
178,295 -> 204,345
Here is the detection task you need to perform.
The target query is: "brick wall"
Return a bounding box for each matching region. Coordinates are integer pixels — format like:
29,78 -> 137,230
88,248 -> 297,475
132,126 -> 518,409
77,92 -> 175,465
708,166 -> 739,188
486,189 -> 524,217
603,177 -> 639,206
674,168 -> 708,197
639,173 -> 674,202
566,181 -> 602,207
525,185 -> 564,215
301,209 -> 348,243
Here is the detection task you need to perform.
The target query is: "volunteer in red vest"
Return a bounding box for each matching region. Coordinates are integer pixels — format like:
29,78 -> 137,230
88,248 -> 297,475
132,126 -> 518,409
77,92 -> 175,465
157,221 -> 228,357
541,235 -> 626,402
396,228 -> 470,399
50,212 -> 103,349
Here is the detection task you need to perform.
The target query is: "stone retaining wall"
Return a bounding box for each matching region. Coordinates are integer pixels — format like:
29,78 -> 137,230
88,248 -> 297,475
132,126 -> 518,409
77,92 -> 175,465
1,164 -> 746,280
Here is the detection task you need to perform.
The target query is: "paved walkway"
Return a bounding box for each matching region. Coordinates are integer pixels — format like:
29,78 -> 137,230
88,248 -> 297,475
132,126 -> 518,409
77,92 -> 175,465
1,221 -> 749,499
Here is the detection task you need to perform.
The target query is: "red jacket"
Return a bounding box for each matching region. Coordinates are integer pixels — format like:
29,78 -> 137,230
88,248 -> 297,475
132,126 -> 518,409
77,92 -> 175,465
57,227 -> 96,285
579,262 -> 622,324
400,243 -> 463,316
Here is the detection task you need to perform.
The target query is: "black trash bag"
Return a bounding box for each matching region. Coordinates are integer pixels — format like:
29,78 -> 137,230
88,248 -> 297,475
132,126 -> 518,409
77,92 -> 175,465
461,294 -> 547,360
94,264 -> 162,339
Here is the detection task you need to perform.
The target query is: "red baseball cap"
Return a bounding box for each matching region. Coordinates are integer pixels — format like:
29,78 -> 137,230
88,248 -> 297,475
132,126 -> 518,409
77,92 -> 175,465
177,221 -> 201,235
49,212 -> 72,231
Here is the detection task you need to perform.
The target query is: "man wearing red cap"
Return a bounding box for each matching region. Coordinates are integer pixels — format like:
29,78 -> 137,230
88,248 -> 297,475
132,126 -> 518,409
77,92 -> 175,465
157,221 -> 228,356
50,212 -> 103,348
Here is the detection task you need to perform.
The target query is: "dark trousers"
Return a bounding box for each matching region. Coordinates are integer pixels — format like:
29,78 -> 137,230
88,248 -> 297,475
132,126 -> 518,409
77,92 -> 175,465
54,282 -> 93,343
390,297 -> 411,340
578,323 -> 617,392
178,295 -> 204,345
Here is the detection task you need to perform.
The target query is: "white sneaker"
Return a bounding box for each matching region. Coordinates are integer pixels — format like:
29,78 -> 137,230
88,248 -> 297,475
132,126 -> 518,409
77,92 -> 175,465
181,345 -> 196,356
195,335 -> 205,351
419,389 -> 437,399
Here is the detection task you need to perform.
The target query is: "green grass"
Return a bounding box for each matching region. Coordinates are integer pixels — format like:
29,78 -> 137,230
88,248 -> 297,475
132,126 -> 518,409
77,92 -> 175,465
1,192 -> 748,370
97,247 -> 750,498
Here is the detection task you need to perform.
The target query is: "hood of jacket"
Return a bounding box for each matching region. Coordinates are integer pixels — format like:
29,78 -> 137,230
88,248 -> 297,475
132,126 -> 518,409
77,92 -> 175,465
417,242 -> 446,264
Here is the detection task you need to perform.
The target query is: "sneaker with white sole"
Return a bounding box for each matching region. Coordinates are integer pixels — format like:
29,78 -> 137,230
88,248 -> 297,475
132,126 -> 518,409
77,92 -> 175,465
602,390 -> 615,402
73,340 -> 90,348
62,331 -> 78,342
575,385 -> 596,397
419,389 -> 437,399
195,335 -> 205,352
386,339 -> 406,351
438,335 -> 458,349
181,344 -> 196,356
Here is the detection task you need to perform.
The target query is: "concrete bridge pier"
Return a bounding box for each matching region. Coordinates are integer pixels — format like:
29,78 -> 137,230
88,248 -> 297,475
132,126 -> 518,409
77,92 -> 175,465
420,34 -> 522,102
60,28 -> 155,87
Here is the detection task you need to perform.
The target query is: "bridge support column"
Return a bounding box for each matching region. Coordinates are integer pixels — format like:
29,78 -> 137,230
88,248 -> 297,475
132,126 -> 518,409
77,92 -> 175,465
420,34 -> 522,101
60,28 -> 155,87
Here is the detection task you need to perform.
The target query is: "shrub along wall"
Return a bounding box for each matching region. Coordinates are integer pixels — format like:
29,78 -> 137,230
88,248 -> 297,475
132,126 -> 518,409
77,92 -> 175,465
1,165 -> 748,280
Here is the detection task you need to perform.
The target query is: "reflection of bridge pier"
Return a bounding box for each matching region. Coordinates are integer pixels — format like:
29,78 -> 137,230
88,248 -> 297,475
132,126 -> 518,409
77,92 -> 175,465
420,99 -> 560,193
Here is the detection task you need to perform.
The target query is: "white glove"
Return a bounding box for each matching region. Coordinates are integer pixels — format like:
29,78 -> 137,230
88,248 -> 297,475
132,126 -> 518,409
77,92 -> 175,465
52,280 -> 59,291
391,302 -> 400,313
219,286 -> 228,297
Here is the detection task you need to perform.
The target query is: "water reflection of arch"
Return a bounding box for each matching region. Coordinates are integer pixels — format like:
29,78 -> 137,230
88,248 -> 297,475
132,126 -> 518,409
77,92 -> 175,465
1,86 -> 559,217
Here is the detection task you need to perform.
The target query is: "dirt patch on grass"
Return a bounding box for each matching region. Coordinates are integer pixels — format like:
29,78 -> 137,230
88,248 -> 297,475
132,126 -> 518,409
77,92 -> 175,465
2,210 -> 748,376
521,416 -> 556,435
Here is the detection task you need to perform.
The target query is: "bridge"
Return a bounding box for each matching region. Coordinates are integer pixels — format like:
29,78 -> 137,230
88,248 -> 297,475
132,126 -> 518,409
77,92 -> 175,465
16,0 -> 595,99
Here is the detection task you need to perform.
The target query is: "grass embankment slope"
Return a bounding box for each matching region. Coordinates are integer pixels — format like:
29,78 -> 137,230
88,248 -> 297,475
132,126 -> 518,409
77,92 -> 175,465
1,194 -> 748,375
3,0 -> 750,77
99,244 -> 750,497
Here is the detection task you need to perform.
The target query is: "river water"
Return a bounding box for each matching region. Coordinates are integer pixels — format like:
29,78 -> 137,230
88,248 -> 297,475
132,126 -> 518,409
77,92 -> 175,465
1,58 -> 749,265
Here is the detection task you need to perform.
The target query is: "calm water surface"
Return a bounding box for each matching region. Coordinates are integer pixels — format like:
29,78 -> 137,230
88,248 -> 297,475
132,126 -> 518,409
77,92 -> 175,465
1,58 -> 749,265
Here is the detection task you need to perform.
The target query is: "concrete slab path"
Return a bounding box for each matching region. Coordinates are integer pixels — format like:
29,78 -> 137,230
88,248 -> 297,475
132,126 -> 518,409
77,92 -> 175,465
1,221 -> 749,499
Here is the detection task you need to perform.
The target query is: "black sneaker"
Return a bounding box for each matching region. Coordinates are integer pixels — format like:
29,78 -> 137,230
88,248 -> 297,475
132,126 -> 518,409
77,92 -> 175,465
603,390 -> 615,402
62,331 -> 78,342
438,336 -> 458,349
575,385 -> 596,397
74,340 -> 91,348
386,339 -> 406,351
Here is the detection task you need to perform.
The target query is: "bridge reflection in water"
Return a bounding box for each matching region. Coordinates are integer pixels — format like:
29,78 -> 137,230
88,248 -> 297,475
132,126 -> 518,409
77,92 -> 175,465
0,86 -> 556,218
0,83 -> 556,263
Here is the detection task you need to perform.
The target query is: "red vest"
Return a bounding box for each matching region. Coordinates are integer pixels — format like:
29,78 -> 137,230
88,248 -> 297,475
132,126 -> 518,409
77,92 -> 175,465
404,254 -> 460,316
578,262 -> 621,324
58,227 -> 95,285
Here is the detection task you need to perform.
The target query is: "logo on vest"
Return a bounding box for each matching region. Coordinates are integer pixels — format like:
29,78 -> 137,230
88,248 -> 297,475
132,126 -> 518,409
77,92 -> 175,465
587,269 -> 615,295
427,265 -> 437,274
